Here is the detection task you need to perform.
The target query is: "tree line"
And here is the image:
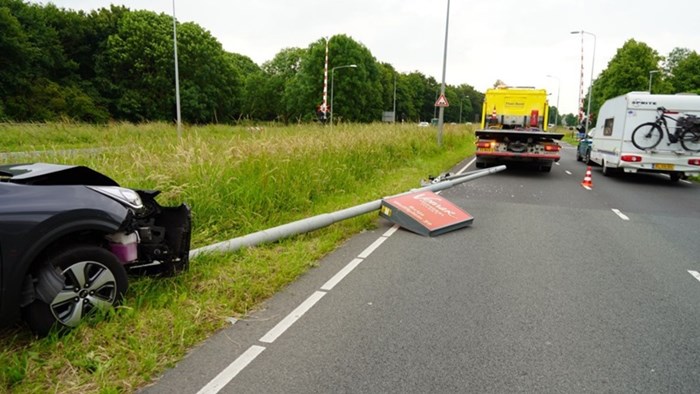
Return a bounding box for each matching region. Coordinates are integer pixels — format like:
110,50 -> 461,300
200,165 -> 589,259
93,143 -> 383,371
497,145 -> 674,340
0,0 -> 483,124
578,40 -> 700,127
1,1 -> 698,126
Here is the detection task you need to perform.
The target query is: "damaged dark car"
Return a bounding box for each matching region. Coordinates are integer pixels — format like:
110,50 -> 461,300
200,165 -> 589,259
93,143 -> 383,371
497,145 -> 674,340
0,163 -> 191,335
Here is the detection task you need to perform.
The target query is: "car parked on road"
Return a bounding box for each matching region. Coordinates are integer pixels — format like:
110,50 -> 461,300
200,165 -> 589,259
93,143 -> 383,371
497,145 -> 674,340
576,128 -> 595,164
0,163 -> 191,335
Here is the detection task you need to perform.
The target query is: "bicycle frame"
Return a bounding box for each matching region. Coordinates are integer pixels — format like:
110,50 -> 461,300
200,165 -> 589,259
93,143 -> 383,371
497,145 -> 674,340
654,107 -> 682,143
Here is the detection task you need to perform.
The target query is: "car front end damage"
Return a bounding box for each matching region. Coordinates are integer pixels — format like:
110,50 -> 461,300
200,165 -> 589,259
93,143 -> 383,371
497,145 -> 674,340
96,187 -> 192,276
0,163 -> 191,334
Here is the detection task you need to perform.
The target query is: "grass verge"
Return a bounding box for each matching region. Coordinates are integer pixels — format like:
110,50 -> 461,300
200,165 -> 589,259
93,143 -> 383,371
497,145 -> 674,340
0,122 -> 475,393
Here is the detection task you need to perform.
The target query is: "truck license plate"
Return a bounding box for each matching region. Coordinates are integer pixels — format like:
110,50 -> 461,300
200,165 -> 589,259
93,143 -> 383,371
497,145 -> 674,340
653,163 -> 674,170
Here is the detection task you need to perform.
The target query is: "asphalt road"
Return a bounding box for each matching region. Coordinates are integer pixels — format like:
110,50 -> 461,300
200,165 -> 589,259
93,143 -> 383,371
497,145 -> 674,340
142,142 -> 700,393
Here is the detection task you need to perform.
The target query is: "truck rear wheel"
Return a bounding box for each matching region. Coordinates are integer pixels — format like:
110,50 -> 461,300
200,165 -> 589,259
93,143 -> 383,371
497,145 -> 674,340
602,160 -> 616,177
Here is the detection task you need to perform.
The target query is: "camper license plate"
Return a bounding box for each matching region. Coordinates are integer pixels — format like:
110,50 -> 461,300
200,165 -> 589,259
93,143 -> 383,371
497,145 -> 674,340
653,163 -> 674,170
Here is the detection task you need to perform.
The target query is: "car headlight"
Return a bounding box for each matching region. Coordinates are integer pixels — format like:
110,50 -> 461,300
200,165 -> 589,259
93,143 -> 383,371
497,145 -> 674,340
87,186 -> 144,209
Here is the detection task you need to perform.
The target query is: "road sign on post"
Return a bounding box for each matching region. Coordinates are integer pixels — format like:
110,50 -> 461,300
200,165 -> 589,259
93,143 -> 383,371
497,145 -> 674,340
435,94 -> 450,107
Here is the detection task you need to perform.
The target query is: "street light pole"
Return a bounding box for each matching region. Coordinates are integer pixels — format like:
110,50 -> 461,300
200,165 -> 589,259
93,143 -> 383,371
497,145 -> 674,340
649,70 -> 659,93
172,0 -> 182,139
330,64 -> 357,129
458,96 -> 468,124
546,74 -> 561,126
459,98 -> 463,124
437,0 -> 451,146
393,72 -> 397,123
571,30 -> 596,136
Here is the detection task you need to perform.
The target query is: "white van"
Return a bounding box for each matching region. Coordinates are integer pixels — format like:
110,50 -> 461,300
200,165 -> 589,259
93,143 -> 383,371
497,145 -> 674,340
589,92 -> 700,181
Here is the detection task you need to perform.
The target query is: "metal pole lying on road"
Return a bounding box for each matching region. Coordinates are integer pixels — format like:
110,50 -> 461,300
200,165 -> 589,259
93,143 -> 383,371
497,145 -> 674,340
189,165 -> 506,258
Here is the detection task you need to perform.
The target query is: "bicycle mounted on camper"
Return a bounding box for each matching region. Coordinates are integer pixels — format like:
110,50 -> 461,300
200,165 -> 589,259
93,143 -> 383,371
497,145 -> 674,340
631,106 -> 700,152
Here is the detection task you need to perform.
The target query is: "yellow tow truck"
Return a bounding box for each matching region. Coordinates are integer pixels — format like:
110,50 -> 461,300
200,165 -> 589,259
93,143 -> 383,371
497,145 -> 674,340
475,86 -> 564,172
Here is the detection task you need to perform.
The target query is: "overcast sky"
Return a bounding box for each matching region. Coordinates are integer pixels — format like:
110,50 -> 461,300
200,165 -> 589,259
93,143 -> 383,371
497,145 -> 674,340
36,0 -> 700,115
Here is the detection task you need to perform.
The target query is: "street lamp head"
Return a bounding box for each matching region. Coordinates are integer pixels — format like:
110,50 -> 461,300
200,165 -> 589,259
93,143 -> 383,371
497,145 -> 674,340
333,64 -> 358,71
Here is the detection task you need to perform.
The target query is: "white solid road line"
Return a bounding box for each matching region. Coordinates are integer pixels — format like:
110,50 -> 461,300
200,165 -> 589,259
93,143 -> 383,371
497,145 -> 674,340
322,225 -> 400,291
611,208 -> 630,221
196,345 -> 266,394
259,291 -> 326,344
456,158 -> 476,175
383,224 -> 399,237
321,258 -> 364,291
358,236 -> 388,259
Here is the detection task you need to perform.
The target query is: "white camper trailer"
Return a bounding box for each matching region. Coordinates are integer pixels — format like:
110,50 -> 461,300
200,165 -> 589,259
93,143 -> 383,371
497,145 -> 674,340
589,92 -> 700,181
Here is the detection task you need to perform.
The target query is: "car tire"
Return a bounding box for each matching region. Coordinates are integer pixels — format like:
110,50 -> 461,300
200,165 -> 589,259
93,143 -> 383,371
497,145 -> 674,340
584,149 -> 591,165
475,161 -> 485,169
23,245 -> 128,336
539,165 -> 552,172
576,149 -> 582,162
669,172 -> 681,182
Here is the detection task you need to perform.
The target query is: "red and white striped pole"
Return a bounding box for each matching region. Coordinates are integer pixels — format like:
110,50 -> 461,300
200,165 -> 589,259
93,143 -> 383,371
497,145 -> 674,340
320,38 -> 329,120
578,32 -> 585,123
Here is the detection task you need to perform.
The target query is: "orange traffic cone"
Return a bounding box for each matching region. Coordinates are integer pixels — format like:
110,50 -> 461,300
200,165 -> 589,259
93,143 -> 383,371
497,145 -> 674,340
581,166 -> 593,189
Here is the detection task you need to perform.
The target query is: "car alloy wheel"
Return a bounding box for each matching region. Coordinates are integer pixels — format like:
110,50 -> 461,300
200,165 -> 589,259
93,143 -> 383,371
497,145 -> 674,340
24,245 -> 128,335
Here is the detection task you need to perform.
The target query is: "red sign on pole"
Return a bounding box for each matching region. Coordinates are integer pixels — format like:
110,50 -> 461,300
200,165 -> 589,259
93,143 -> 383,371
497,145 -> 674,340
435,94 -> 449,107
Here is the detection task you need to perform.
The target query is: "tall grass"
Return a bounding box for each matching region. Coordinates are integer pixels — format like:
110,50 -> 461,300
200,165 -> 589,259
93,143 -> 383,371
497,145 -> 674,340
0,122 -> 475,393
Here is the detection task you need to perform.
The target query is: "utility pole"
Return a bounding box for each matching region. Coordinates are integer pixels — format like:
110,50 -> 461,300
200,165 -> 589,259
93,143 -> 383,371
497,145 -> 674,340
330,64 -> 357,130
393,72 -> 397,123
172,0 -> 182,139
571,30 -> 596,136
437,0 -> 451,146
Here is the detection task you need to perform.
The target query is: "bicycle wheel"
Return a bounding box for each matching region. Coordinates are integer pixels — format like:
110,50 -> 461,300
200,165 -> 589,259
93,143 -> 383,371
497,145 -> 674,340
631,123 -> 663,150
680,129 -> 700,152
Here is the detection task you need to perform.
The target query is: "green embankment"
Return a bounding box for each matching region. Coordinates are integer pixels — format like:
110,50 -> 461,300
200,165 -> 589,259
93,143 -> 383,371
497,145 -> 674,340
0,122 -> 475,393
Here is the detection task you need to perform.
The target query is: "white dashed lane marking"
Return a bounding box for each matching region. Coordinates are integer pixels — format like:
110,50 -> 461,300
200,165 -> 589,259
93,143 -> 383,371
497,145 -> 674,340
611,208 -> 630,221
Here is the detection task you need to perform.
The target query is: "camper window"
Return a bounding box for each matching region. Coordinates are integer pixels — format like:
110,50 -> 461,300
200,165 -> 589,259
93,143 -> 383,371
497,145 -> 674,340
604,118 -> 614,136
